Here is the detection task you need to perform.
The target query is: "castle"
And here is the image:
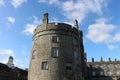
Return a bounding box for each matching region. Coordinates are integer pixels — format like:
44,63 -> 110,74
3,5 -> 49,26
0,56 -> 28,80
28,13 -> 120,80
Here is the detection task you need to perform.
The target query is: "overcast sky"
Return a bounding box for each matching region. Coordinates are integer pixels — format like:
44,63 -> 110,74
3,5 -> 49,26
0,0 -> 120,69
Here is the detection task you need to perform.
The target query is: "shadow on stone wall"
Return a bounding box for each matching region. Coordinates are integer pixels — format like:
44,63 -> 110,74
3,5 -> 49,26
88,65 -> 113,80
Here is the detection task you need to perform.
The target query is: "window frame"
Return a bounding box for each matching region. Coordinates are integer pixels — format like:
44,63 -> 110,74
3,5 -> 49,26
100,71 -> 103,76
92,71 -> 96,76
51,47 -> 59,58
52,36 -> 59,43
66,63 -> 72,70
41,61 -> 48,70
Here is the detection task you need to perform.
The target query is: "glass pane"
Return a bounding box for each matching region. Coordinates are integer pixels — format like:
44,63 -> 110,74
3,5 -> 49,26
42,62 -> 48,70
66,63 -> 72,70
51,47 -> 58,57
52,36 -> 58,43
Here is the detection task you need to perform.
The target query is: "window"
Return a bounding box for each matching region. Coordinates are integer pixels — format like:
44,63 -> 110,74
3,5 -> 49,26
100,71 -> 103,76
73,38 -> 77,46
92,71 -> 96,76
52,36 -> 59,43
51,47 -> 58,57
17,73 -> 20,78
41,62 -> 48,70
74,51 -> 78,60
66,63 -> 72,70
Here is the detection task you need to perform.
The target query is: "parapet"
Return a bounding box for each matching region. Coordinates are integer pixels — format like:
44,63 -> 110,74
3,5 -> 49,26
33,13 -> 82,38
88,57 -> 120,64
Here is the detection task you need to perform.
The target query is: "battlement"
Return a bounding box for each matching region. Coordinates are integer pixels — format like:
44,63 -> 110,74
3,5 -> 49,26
88,57 -> 120,63
34,22 -> 73,33
33,13 -> 83,38
29,13 -> 85,80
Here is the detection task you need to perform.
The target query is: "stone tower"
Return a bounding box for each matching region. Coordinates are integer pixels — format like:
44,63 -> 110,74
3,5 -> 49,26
28,13 -> 85,80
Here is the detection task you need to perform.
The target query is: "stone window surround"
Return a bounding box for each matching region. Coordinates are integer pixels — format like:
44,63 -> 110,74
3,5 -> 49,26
66,63 -> 72,70
52,36 -> 59,43
51,47 -> 59,58
41,61 -> 49,70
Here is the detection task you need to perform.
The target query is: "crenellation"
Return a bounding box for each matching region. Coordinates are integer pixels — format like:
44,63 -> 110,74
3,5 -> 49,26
28,13 -> 85,80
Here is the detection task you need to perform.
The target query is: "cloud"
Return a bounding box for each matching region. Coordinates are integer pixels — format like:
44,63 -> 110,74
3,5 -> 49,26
22,16 -> 41,36
21,47 -> 29,56
7,16 -> 15,24
11,0 -> 27,8
38,0 -> 108,24
107,44 -> 117,50
0,49 -> 27,68
86,18 -> 120,50
0,49 -> 14,56
14,59 -> 25,68
0,49 -> 14,64
113,33 -> 120,42
1,57 -> 8,63
38,0 -> 59,5
22,24 -> 36,36
61,0 -> 108,24
86,18 -> 116,43
0,0 -> 4,6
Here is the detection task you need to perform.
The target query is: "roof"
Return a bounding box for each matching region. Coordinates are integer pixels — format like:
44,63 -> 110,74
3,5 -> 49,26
0,63 -> 9,71
9,56 -> 13,60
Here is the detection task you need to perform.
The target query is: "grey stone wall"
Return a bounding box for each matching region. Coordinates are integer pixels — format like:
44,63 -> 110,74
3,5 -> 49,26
87,61 -> 120,80
28,13 -> 85,80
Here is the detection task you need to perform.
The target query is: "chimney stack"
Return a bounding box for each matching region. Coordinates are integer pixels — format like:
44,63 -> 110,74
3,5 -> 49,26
108,57 -> 111,62
100,56 -> 103,62
92,58 -> 94,62
43,13 -> 49,24
74,19 -> 79,29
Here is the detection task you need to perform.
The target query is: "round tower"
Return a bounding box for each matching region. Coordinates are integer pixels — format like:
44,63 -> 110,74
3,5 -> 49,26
28,13 -> 85,80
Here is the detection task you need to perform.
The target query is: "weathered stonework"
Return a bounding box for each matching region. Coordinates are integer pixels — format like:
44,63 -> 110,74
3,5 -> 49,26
28,13 -> 85,80
28,13 -> 120,80
87,60 -> 120,80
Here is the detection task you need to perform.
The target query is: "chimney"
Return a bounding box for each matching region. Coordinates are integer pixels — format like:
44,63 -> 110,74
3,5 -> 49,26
92,58 -> 94,62
100,56 -> 103,62
74,19 -> 79,29
115,58 -> 117,62
108,57 -> 111,62
43,13 -> 49,24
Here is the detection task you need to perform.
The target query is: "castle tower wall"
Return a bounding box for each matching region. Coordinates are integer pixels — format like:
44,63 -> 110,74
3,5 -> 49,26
28,13 -> 85,80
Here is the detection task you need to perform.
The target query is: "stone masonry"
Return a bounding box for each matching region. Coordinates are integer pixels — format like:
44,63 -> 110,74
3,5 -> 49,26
28,13 -> 120,80
28,13 -> 86,80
